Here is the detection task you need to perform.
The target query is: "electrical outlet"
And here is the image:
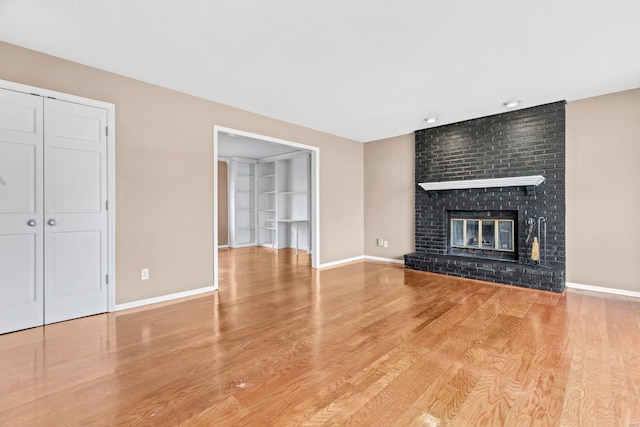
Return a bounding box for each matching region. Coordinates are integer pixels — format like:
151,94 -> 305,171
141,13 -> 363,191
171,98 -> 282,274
377,238 -> 383,246
383,240 -> 388,248
141,268 -> 149,280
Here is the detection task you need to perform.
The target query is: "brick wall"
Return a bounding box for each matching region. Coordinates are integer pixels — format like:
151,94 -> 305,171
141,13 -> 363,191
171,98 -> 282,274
405,101 -> 566,292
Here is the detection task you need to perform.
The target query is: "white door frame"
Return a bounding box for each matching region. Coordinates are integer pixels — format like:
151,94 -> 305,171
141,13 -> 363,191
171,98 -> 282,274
213,125 -> 320,290
0,79 -> 117,312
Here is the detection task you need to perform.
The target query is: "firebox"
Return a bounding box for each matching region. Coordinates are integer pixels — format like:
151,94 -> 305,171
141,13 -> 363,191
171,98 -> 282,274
447,210 -> 518,261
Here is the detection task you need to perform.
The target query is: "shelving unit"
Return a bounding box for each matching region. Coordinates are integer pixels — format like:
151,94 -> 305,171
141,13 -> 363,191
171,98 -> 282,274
229,153 -> 310,253
276,155 -> 309,252
229,158 -> 257,247
257,161 -> 277,248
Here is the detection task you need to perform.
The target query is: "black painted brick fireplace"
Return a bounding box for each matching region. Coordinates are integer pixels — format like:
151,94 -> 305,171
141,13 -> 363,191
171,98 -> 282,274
404,101 -> 566,292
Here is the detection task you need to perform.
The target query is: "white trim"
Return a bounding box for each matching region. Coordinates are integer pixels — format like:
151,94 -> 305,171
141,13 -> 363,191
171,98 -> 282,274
255,243 -> 311,252
311,149 -> 319,268
213,128 -> 219,290
258,150 -> 309,163
213,126 -> 321,274
229,155 -> 258,164
0,79 -> 117,313
318,255 -> 365,269
115,286 -> 216,311
218,245 -> 229,249
419,175 -> 545,192
0,79 -> 115,110
566,282 -> 640,298
364,255 -> 405,265
107,99 -> 116,313
231,242 -> 259,248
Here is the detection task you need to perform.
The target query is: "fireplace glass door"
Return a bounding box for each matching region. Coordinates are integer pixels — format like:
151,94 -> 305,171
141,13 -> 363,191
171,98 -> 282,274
497,221 -> 514,251
450,218 -> 514,253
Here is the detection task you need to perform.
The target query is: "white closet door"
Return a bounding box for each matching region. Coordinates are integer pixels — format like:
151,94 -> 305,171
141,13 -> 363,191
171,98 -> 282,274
0,89 -> 45,334
43,98 -> 108,324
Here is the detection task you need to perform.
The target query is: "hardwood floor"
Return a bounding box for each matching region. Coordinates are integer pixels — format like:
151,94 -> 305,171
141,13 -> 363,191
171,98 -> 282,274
1,247 -> 639,426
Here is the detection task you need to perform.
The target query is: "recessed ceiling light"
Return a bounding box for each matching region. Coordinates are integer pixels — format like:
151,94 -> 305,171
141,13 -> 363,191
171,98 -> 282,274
503,100 -> 521,108
425,117 -> 438,124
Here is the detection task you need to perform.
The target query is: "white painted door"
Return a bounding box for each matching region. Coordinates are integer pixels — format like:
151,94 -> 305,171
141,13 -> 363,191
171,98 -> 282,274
0,90 -> 109,334
43,98 -> 108,324
0,89 -> 45,334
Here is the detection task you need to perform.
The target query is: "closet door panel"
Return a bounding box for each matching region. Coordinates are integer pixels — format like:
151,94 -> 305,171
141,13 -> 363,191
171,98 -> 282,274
50,148 -> 101,212
43,98 -> 108,324
0,235 -> 38,305
0,89 -> 44,334
0,143 -> 37,213
51,231 -> 102,295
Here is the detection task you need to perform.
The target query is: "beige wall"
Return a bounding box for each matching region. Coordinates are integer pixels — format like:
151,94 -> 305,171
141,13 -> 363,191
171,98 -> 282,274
566,88 -> 640,292
320,139 -> 364,261
0,42 -> 364,304
217,161 -> 228,246
363,134 -> 414,260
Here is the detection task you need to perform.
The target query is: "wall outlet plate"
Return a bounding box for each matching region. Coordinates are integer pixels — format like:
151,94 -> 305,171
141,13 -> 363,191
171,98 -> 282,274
141,268 -> 149,280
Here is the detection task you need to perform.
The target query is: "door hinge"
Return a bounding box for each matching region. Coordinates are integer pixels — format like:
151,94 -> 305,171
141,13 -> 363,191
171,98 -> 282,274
105,200 -> 109,210
105,126 -> 109,137
106,274 -> 109,285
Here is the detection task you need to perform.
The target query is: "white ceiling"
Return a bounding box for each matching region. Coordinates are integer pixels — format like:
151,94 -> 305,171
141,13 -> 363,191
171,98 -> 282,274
218,132 -> 304,159
1,1 -> 639,142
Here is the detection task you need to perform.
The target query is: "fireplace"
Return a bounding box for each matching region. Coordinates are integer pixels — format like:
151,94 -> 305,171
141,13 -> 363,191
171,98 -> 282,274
448,210 -> 517,261
404,101 -> 566,292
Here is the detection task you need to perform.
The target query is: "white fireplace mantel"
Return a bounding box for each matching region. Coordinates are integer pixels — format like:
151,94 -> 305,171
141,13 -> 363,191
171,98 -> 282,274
418,175 -> 545,192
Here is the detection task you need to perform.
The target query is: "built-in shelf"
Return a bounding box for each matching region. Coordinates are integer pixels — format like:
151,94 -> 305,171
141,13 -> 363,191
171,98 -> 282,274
229,158 -> 257,247
418,175 -> 545,192
233,154 -> 310,251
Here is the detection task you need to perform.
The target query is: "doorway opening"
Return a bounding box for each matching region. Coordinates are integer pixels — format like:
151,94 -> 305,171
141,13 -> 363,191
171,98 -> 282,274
213,126 -> 320,290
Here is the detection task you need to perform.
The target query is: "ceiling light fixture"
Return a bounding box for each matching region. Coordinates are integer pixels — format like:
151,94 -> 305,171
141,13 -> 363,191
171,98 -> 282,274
503,100 -> 521,108
425,117 -> 438,124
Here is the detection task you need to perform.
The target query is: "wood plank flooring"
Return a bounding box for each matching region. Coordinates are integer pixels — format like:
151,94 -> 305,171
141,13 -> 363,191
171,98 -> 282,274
1,246 -> 639,426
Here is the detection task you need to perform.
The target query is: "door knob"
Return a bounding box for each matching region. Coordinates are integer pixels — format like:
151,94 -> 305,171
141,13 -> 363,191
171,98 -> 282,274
27,219 -> 38,227
48,219 -> 57,226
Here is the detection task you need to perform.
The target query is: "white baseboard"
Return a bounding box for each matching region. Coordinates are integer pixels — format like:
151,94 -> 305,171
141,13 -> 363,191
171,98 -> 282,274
218,245 -> 229,248
257,244 -> 310,253
317,255 -> 406,269
318,255 -> 365,269
566,282 -> 640,298
115,285 -> 217,311
364,255 -> 405,265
